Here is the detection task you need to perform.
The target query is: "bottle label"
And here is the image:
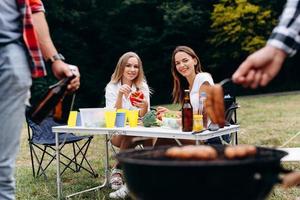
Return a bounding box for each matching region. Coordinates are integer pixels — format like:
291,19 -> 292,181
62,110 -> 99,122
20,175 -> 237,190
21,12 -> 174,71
182,108 -> 193,132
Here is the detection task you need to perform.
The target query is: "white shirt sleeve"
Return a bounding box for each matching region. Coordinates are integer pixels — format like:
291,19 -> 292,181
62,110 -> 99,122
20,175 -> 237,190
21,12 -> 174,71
267,0 -> 300,56
105,82 -> 118,108
197,73 -> 214,87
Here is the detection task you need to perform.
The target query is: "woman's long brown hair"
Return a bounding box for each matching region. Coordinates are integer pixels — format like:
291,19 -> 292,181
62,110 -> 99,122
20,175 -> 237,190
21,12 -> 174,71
171,46 -> 203,104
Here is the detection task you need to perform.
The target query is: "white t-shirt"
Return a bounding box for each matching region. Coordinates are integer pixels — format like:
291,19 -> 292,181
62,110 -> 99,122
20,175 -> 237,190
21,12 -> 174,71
190,73 -> 214,113
105,81 -> 150,110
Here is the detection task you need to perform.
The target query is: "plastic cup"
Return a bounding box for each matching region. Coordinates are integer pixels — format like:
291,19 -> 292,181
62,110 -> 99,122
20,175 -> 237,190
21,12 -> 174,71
104,110 -> 117,128
76,112 -> 81,126
115,112 -> 126,127
127,110 -> 139,127
68,111 -> 78,127
117,109 -> 128,123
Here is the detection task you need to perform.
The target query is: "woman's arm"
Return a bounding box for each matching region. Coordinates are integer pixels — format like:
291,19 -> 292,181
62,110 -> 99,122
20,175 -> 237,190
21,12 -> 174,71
105,83 -> 131,109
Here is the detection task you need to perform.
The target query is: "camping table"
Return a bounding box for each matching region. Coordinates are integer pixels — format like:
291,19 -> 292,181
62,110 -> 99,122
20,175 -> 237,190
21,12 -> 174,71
52,124 -> 239,199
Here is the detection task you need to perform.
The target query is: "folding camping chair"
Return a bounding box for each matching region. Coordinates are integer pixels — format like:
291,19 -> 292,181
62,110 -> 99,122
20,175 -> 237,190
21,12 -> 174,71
223,81 -> 239,145
26,115 -> 98,179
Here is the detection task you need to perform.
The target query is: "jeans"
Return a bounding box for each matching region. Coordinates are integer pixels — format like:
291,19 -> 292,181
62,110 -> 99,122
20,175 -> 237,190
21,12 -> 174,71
0,42 -> 31,200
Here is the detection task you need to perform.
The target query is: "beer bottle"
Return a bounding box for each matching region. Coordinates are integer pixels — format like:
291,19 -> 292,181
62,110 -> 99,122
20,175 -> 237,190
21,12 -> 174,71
182,89 -> 193,132
30,74 -> 76,124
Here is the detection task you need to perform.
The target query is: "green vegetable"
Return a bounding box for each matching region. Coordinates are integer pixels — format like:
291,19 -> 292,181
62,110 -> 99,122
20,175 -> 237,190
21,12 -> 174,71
164,111 -> 178,118
142,110 -> 157,127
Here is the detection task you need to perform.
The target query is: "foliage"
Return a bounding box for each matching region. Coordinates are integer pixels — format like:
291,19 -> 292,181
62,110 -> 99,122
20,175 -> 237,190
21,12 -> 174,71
29,0 -> 299,109
210,0 -> 276,58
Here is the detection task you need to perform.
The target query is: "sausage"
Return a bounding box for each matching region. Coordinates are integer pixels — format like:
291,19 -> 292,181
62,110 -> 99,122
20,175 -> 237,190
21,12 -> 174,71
165,145 -> 218,160
165,147 -> 182,158
245,145 -> 257,156
212,84 -> 225,127
234,146 -> 248,158
224,145 -> 257,159
202,84 -> 225,127
202,85 -> 218,125
224,146 -> 236,159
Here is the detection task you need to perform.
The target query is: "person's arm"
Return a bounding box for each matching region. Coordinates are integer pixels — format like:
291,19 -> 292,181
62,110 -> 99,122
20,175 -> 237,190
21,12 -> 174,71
232,45 -> 287,88
232,0 -> 299,88
198,73 -> 214,94
31,11 -> 80,91
105,84 -> 118,108
116,84 -> 132,109
267,0 -> 300,56
105,83 -> 131,109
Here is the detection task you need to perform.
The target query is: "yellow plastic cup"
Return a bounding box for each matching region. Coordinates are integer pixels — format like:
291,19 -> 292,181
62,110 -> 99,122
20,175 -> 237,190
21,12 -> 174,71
127,110 -> 139,127
68,111 -> 78,127
104,110 -> 117,128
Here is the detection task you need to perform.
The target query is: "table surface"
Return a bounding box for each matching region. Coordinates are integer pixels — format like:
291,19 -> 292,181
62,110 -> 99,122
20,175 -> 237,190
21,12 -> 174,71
52,124 -> 239,141
278,148 -> 300,162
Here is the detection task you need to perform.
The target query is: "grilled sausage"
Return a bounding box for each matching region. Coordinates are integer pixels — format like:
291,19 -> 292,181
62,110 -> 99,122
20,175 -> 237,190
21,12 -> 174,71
165,145 -> 218,160
224,146 -> 237,159
202,84 -> 225,127
202,85 -> 218,125
224,145 -> 257,159
212,84 -> 225,127
165,147 -> 182,158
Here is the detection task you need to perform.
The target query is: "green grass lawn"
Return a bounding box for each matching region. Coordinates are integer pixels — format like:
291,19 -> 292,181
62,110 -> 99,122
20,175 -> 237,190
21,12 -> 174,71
16,93 -> 300,200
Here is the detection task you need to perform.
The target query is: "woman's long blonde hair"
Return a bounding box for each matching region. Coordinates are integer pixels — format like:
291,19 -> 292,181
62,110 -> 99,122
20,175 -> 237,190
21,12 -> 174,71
110,52 -> 146,88
171,46 -> 203,104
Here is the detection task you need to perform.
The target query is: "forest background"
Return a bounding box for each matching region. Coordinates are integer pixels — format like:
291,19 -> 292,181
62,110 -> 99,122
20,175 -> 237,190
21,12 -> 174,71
31,0 -> 300,108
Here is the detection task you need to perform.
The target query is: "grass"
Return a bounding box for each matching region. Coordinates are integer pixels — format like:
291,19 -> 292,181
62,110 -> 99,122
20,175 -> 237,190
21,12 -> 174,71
16,93 -> 300,200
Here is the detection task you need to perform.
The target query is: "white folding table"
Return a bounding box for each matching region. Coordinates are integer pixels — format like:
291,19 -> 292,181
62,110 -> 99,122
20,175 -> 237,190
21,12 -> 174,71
52,124 -> 239,199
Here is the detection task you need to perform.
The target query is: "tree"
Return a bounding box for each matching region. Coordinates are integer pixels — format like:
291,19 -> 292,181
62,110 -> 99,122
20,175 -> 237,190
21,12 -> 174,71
31,0 -> 297,109
210,0 -> 276,58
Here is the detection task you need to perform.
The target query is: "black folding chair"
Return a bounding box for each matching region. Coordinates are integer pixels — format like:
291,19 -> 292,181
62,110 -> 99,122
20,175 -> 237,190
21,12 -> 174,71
26,115 -> 98,179
223,81 -> 239,145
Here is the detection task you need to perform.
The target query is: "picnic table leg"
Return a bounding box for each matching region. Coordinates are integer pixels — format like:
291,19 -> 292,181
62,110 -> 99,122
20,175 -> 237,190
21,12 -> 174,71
230,132 -> 237,145
55,132 -> 62,199
174,139 -> 182,146
65,134 -> 110,198
104,134 -> 110,185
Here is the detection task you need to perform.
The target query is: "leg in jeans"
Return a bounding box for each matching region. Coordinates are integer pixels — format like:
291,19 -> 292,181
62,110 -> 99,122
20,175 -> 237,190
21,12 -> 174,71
0,42 -> 32,200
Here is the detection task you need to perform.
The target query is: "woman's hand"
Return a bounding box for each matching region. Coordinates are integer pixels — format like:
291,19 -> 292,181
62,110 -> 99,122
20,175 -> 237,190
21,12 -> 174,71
133,97 -> 148,117
132,97 -> 148,109
118,84 -> 132,97
156,106 -> 169,120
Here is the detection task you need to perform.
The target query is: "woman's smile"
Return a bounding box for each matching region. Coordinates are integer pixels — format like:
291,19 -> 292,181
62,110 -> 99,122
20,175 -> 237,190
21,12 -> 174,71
123,57 -> 139,82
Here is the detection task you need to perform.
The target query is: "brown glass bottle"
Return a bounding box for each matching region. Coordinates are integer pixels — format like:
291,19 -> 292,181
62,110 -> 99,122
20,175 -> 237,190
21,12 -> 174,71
182,89 -> 193,132
30,75 -> 76,124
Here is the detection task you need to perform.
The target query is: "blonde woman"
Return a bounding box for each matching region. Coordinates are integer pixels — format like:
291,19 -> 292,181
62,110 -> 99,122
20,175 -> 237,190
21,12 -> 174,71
105,52 -> 151,198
